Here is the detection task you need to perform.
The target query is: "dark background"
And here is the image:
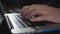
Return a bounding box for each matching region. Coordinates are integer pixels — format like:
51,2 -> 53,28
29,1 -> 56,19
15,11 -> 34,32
0,0 -> 60,9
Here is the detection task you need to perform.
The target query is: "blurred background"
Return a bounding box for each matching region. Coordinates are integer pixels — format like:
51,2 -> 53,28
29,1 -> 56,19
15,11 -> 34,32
0,0 -> 60,12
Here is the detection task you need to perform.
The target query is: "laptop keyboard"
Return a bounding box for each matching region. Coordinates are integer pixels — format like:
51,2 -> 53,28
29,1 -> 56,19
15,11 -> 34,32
5,13 -> 32,29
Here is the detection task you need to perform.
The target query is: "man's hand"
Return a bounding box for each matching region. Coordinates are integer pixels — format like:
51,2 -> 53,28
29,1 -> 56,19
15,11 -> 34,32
21,4 -> 60,23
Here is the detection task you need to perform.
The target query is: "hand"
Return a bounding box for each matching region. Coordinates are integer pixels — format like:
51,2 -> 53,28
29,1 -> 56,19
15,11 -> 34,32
21,4 -> 60,23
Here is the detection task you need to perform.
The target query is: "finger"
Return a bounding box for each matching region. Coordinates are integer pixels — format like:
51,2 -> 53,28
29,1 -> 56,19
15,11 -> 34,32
24,5 -> 48,18
30,16 -> 46,22
21,6 -> 26,15
21,6 -> 30,17
24,5 -> 40,17
25,9 -> 43,19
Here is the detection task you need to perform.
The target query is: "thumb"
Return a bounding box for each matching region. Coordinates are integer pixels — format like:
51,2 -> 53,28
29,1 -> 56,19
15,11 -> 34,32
30,16 -> 46,22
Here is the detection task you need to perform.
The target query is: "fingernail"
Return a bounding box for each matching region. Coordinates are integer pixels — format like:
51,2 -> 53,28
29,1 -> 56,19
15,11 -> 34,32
31,16 -> 35,18
30,19 -> 33,21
